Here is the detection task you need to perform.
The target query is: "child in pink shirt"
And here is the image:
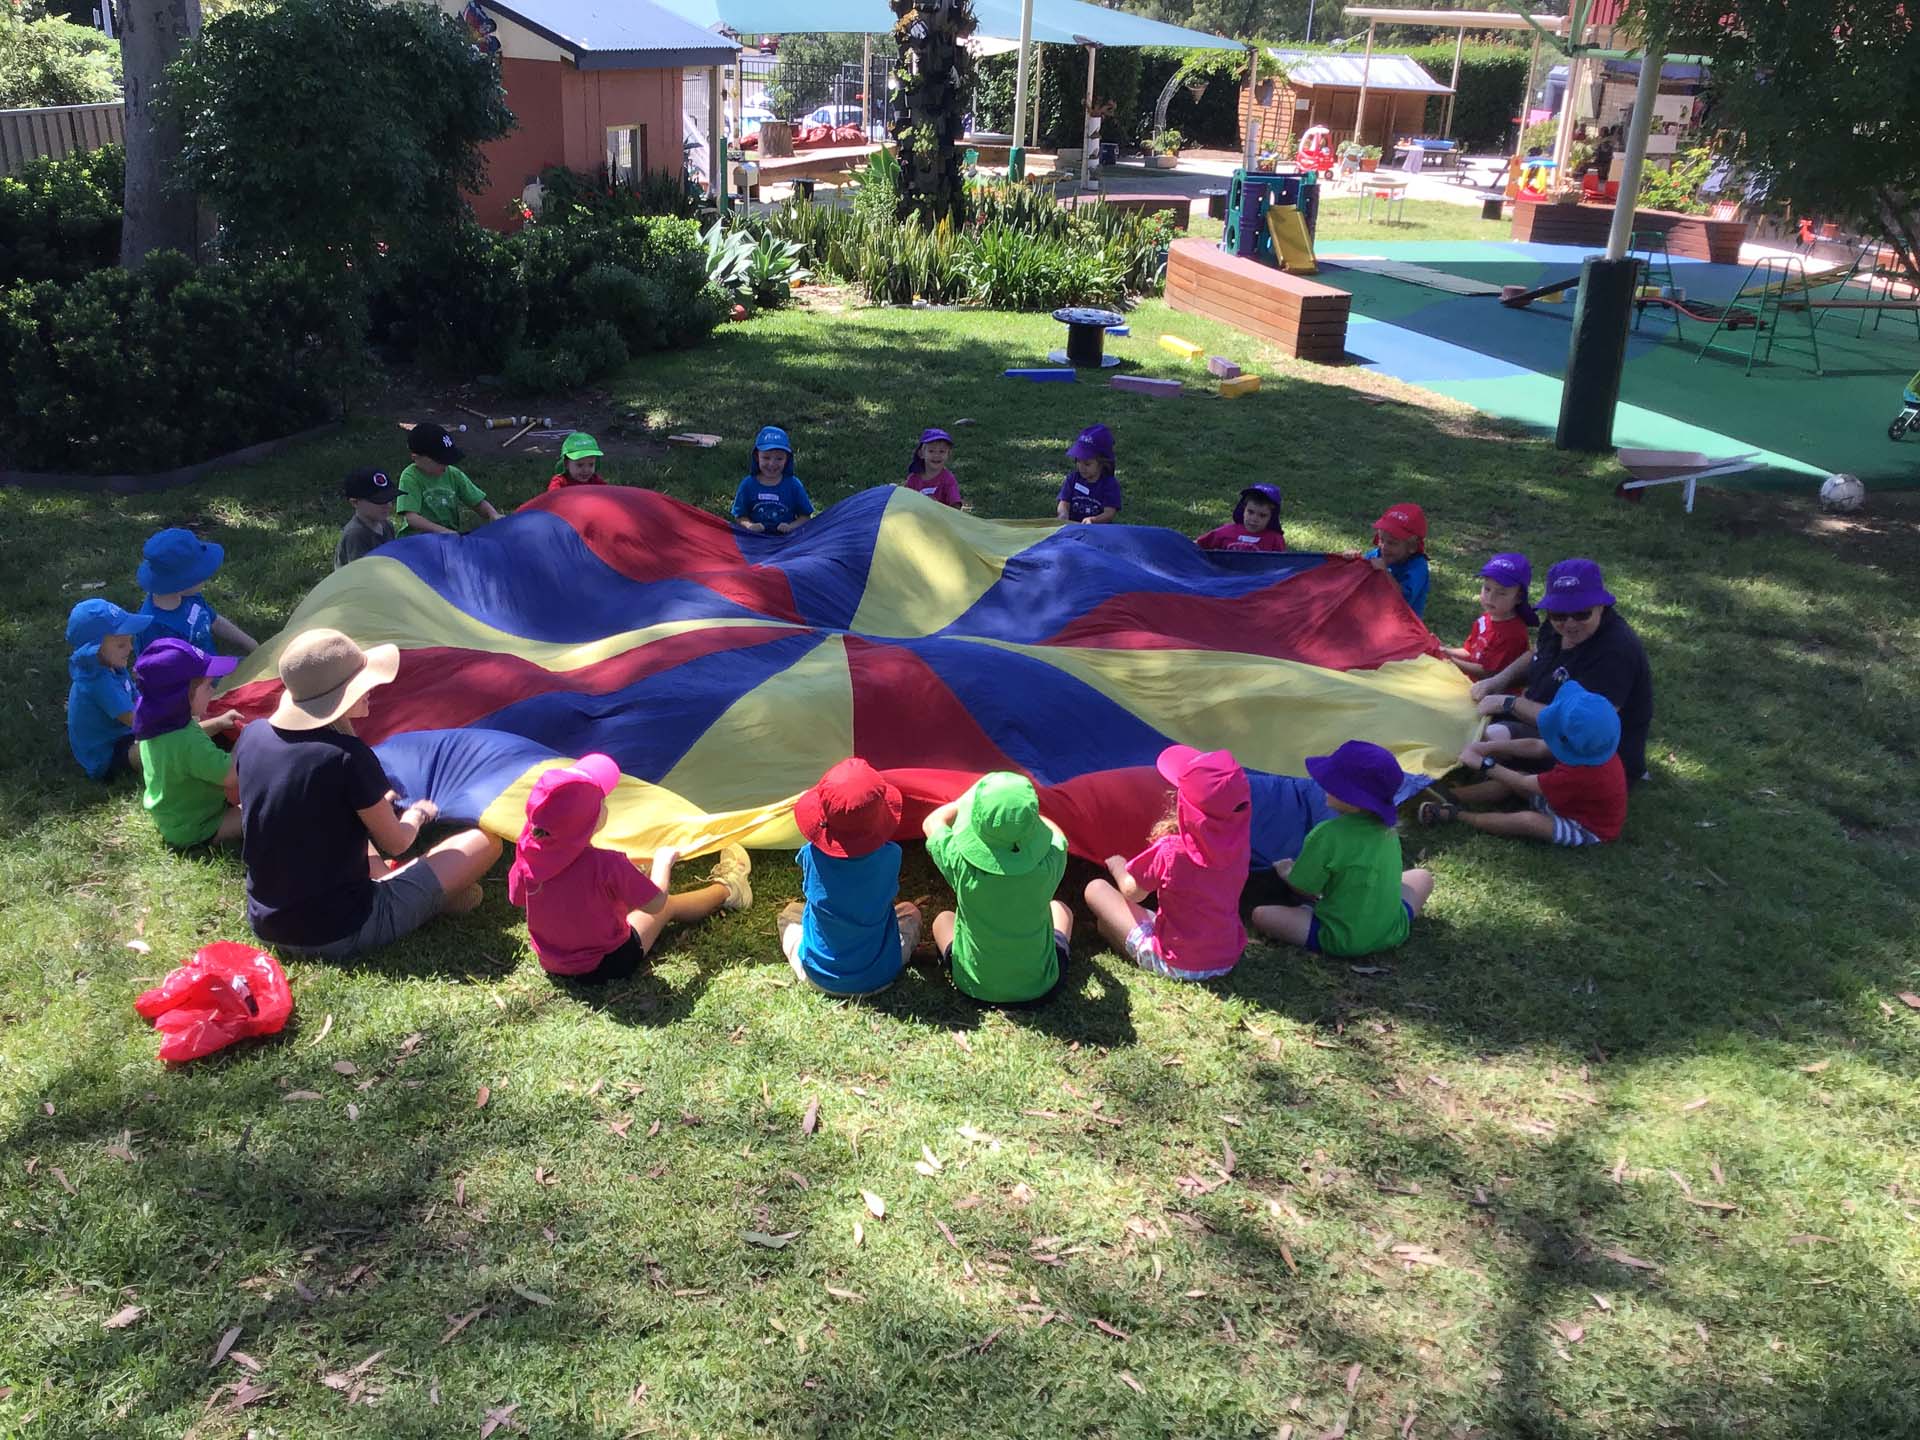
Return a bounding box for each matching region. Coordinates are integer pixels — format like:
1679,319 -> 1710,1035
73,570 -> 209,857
902,427 -> 963,508
1083,745 -> 1253,980
1196,483 -> 1287,553
507,753 -> 751,983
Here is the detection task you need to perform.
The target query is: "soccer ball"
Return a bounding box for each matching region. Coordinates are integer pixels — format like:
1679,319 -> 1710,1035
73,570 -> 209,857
1818,473 -> 1866,513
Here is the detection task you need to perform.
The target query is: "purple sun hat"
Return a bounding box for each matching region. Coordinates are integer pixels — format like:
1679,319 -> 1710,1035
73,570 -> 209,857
131,638 -> 238,739
1479,552 -> 1539,625
908,427 -> 954,476
1303,740 -> 1403,827
1066,424 -> 1115,462
1539,558 -> 1616,613
1233,483 -> 1284,531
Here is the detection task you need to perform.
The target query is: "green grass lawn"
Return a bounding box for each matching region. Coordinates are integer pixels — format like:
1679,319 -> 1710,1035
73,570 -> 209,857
1184,195 -> 1513,249
4,297 -> 1920,1439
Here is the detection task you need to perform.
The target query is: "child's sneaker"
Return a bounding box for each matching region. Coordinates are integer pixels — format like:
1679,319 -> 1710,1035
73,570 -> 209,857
706,844 -> 752,911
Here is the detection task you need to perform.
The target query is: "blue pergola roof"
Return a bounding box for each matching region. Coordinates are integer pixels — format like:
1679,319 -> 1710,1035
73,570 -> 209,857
656,0 -> 1243,50
486,0 -> 742,68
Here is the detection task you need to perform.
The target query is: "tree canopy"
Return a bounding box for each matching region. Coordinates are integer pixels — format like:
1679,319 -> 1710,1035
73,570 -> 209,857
1630,0 -> 1920,282
0,0 -> 120,108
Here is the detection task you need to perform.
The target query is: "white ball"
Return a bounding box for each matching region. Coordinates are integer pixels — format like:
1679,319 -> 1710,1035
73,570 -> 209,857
1818,472 -> 1866,513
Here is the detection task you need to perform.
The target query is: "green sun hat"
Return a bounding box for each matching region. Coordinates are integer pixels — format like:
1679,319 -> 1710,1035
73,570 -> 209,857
952,772 -> 1053,876
561,432 -> 604,461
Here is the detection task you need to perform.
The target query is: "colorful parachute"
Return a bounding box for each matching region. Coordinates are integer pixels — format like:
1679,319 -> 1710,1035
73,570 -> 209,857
223,487 -> 1477,865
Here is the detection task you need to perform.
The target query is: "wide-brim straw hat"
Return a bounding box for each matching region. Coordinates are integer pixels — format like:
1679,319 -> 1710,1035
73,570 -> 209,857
270,628 -> 400,730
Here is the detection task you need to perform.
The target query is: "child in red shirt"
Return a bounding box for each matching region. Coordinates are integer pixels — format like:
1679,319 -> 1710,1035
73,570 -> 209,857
1418,680 -> 1626,847
1443,552 -> 1535,684
545,433 -> 607,493
903,427 -> 963,508
506,753 -> 752,982
1197,483 -> 1287,553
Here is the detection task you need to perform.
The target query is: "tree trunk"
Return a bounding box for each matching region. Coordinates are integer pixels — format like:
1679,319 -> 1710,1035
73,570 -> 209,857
120,0 -> 203,267
891,0 -> 976,225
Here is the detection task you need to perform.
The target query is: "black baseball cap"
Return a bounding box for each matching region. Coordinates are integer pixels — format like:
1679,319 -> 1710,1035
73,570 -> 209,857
407,421 -> 464,463
342,467 -> 396,502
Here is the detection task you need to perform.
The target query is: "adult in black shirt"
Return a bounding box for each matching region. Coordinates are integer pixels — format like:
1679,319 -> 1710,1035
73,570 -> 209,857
236,628 -> 501,959
1470,558 -> 1654,783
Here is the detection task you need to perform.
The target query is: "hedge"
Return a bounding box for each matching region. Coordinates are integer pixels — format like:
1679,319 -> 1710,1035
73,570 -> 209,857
1404,42 -> 1532,153
0,145 -> 125,286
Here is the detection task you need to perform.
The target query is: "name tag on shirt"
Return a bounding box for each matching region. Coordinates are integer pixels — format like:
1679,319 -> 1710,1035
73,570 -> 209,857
1073,483 -> 1090,495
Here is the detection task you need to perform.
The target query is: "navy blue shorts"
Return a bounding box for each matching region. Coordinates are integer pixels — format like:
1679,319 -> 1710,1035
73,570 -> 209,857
1304,899 -> 1413,956
567,928 -> 650,986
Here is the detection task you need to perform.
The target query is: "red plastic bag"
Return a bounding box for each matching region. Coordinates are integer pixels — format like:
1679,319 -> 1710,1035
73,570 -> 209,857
133,942 -> 294,1063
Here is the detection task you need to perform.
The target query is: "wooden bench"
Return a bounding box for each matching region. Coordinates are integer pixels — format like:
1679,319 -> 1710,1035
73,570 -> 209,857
1164,237 -> 1350,362
1511,202 -> 1748,265
1061,192 -> 1194,227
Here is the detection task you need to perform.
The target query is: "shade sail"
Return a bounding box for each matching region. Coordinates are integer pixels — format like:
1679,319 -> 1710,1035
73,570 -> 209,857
1270,49 -> 1451,93
656,0 -> 1242,50
488,0 -> 739,67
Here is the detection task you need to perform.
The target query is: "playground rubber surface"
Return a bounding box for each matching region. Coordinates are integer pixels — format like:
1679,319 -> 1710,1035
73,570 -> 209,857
1317,240 -> 1920,488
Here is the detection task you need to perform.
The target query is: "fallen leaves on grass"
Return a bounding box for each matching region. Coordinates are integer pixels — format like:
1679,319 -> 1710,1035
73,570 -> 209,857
510,1284 -> 554,1307
124,939 -> 151,955
606,1116 -> 632,1139
1390,1243 -> 1447,1267
306,1013 -> 334,1047
480,1401 -> 519,1438
1785,1233 -> 1836,1246
1681,1097 -> 1710,1112
1550,1320 -> 1586,1344
475,1085 -> 491,1109
1346,1363 -> 1362,1396
1683,1196 -> 1738,1214
103,1132 -> 137,1163
533,1167 -> 557,1186
1798,1060 -> 1831,1074
802,1098 -> 820,1136
1899,993 -> 1920,1011
1119,1371 -> 1146,1394
208,1325 -> 241,1367
935,1218 -> 963,1251
1091,1318 -> 1131,1341
104,1304 -> 144,1330
743,1230 -> 800,1249
1601,1247 -> 1659,1271
824,1285 -> 865,1302
440,1308 -> 487,1344
332,1060 -> 358,1076
861,1190 -> 887,1219
283,1091 -> 323,1103
853,1221 -> 864,1246
915,1145 -> 944,1177
1279,1243 -> 1298,1275
1009,1182 -> 1036,1206
937,1328 -> 1004,1362
1591,1293 -> 1612,1311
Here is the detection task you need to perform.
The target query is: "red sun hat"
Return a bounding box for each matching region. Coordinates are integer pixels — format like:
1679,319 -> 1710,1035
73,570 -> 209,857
1373,502 -> 1428,551
794,758 -> 903,858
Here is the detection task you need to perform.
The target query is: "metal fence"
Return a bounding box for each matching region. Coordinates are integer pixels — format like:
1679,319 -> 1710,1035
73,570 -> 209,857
735,48 -> 889,137
0,102 -> 125,176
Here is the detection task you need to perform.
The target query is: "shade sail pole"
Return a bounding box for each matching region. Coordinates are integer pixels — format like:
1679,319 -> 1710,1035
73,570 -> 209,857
1354,20 -> 1375,148
1605,45 -> 1662,258
1242,46 -> 1259,170
1444,26 -> 1464,136
1010,0 -> 1034,178
1081,41 -> 1097,191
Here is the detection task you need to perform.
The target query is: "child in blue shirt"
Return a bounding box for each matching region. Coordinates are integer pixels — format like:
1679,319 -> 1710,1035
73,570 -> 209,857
135,527 -> 259,657
731,426 -> 815,534
66,599 -> 152,780
1362,502 -> 1430,617
777,759 -> 922,997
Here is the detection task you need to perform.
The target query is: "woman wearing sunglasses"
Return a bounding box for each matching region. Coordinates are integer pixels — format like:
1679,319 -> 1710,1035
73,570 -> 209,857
1467,558 -> 1654,784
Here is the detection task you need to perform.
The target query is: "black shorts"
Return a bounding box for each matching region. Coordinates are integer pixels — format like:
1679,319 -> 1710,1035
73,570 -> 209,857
99,735 -> 136,781
568,929 -> 650,986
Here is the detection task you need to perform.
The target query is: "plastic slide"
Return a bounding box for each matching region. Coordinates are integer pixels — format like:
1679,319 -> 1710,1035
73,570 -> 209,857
1265,205 -> 1318,275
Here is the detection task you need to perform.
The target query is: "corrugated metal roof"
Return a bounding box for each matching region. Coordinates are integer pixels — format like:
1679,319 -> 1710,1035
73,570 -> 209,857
486,0 -> 739,68
657,0 -> 1243,50
1267,49 -> 1452,94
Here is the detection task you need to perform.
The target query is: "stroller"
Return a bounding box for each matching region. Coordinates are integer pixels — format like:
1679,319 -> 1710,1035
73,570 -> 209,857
1892,370 -> 1920,441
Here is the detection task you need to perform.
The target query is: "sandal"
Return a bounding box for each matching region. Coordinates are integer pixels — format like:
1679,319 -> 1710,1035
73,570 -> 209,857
1417,800 -> 1459,826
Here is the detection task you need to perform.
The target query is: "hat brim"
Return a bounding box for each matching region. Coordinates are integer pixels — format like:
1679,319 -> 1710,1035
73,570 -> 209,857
1065,442 -> 1108,461
953,785 -> 1051,876
269,643 -> 400,730
1304,753 -> 1399,826
203,654 -> 240,679
1538,589 -> 1615,613
1155,744 -> 1202,789
562,753 -> 621,795
795,779 -> 903,859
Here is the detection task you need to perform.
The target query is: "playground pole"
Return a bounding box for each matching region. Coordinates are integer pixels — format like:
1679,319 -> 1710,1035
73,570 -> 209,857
709,64 -> 727,215
1443,26 -> 1464,138
1010,0 -> 1034,180
1354,21 -> 1376,148
1242,47 -> 1260,171
1555,44 -> 1665,452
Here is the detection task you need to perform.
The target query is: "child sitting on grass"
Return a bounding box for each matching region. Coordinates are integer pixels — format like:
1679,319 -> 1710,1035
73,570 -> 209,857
924,773 -> 1072,1004
1083,745 -> 1253,981
1441,552 -> 1535,682
132,639 -> 245,848
1362,503 -> 1430,617
1056,424 -> 1121,525
396,422 -> 502,537
1251,740 -> 1434,956
66,599 -> 152,780
546,433 -> 608,493
335,467 -> 397,569
732,426 -> 815,534
903,428 -> 963,508
507,753 -> 751,984
136,527 -> 259,656
777,758 -> 923,997
1419,680 -> 1625,847
1196,483 -> 1287,552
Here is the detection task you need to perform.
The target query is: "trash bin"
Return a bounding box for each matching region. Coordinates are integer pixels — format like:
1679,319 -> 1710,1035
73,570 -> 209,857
1481,196 -> 1504,222
1100,142 -> 1118,167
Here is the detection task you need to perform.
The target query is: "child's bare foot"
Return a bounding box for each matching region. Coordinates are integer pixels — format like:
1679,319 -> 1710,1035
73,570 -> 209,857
443,883 -> 485,915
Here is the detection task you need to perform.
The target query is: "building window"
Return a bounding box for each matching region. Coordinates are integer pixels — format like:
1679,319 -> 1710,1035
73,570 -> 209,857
606,125 -> 649,183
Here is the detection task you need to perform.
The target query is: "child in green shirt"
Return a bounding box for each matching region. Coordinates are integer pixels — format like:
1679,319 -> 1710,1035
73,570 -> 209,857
924,773 -> 1073,1004
396,422 -> 502,536
1251,740 -> 1434,957
131,639 -> 244,848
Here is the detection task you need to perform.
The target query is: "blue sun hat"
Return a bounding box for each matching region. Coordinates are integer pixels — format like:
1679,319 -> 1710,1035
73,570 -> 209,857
1537,680 -> 1621,767
137,528 -> 225,595
749,425 -> 796,480
67,598 -> 153,657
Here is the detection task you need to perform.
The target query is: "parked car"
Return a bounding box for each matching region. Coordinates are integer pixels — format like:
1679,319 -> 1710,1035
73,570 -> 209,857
734,105 -> 776,139
803,104 -> 863,128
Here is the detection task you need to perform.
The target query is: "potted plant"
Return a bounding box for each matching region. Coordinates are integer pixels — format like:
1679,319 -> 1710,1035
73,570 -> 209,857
1147,128 -> 1184,169
1359,144 -> 1383,173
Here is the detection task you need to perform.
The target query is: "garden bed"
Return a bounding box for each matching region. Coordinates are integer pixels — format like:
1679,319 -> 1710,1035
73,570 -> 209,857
1511,200 -> 1747,263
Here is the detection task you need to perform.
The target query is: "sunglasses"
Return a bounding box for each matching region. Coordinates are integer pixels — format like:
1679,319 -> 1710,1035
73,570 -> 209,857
1549,608 -> 1599,625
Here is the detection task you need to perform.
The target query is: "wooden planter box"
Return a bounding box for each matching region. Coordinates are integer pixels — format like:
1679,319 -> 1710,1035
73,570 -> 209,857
1511,201 -> 1747,264
1165,237 -> 1350,363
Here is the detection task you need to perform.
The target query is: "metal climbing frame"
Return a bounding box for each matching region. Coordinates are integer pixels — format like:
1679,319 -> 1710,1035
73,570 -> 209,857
1628,230 -> 1676,333
1698,255 -> 1823,376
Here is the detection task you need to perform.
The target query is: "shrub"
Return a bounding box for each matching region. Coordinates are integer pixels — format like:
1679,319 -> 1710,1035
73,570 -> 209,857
0,0 -> 121,108
535,164 -> 701,223
1639,146 -> 1716,216
0,251 -> 364,473
0,144 -> 124,285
